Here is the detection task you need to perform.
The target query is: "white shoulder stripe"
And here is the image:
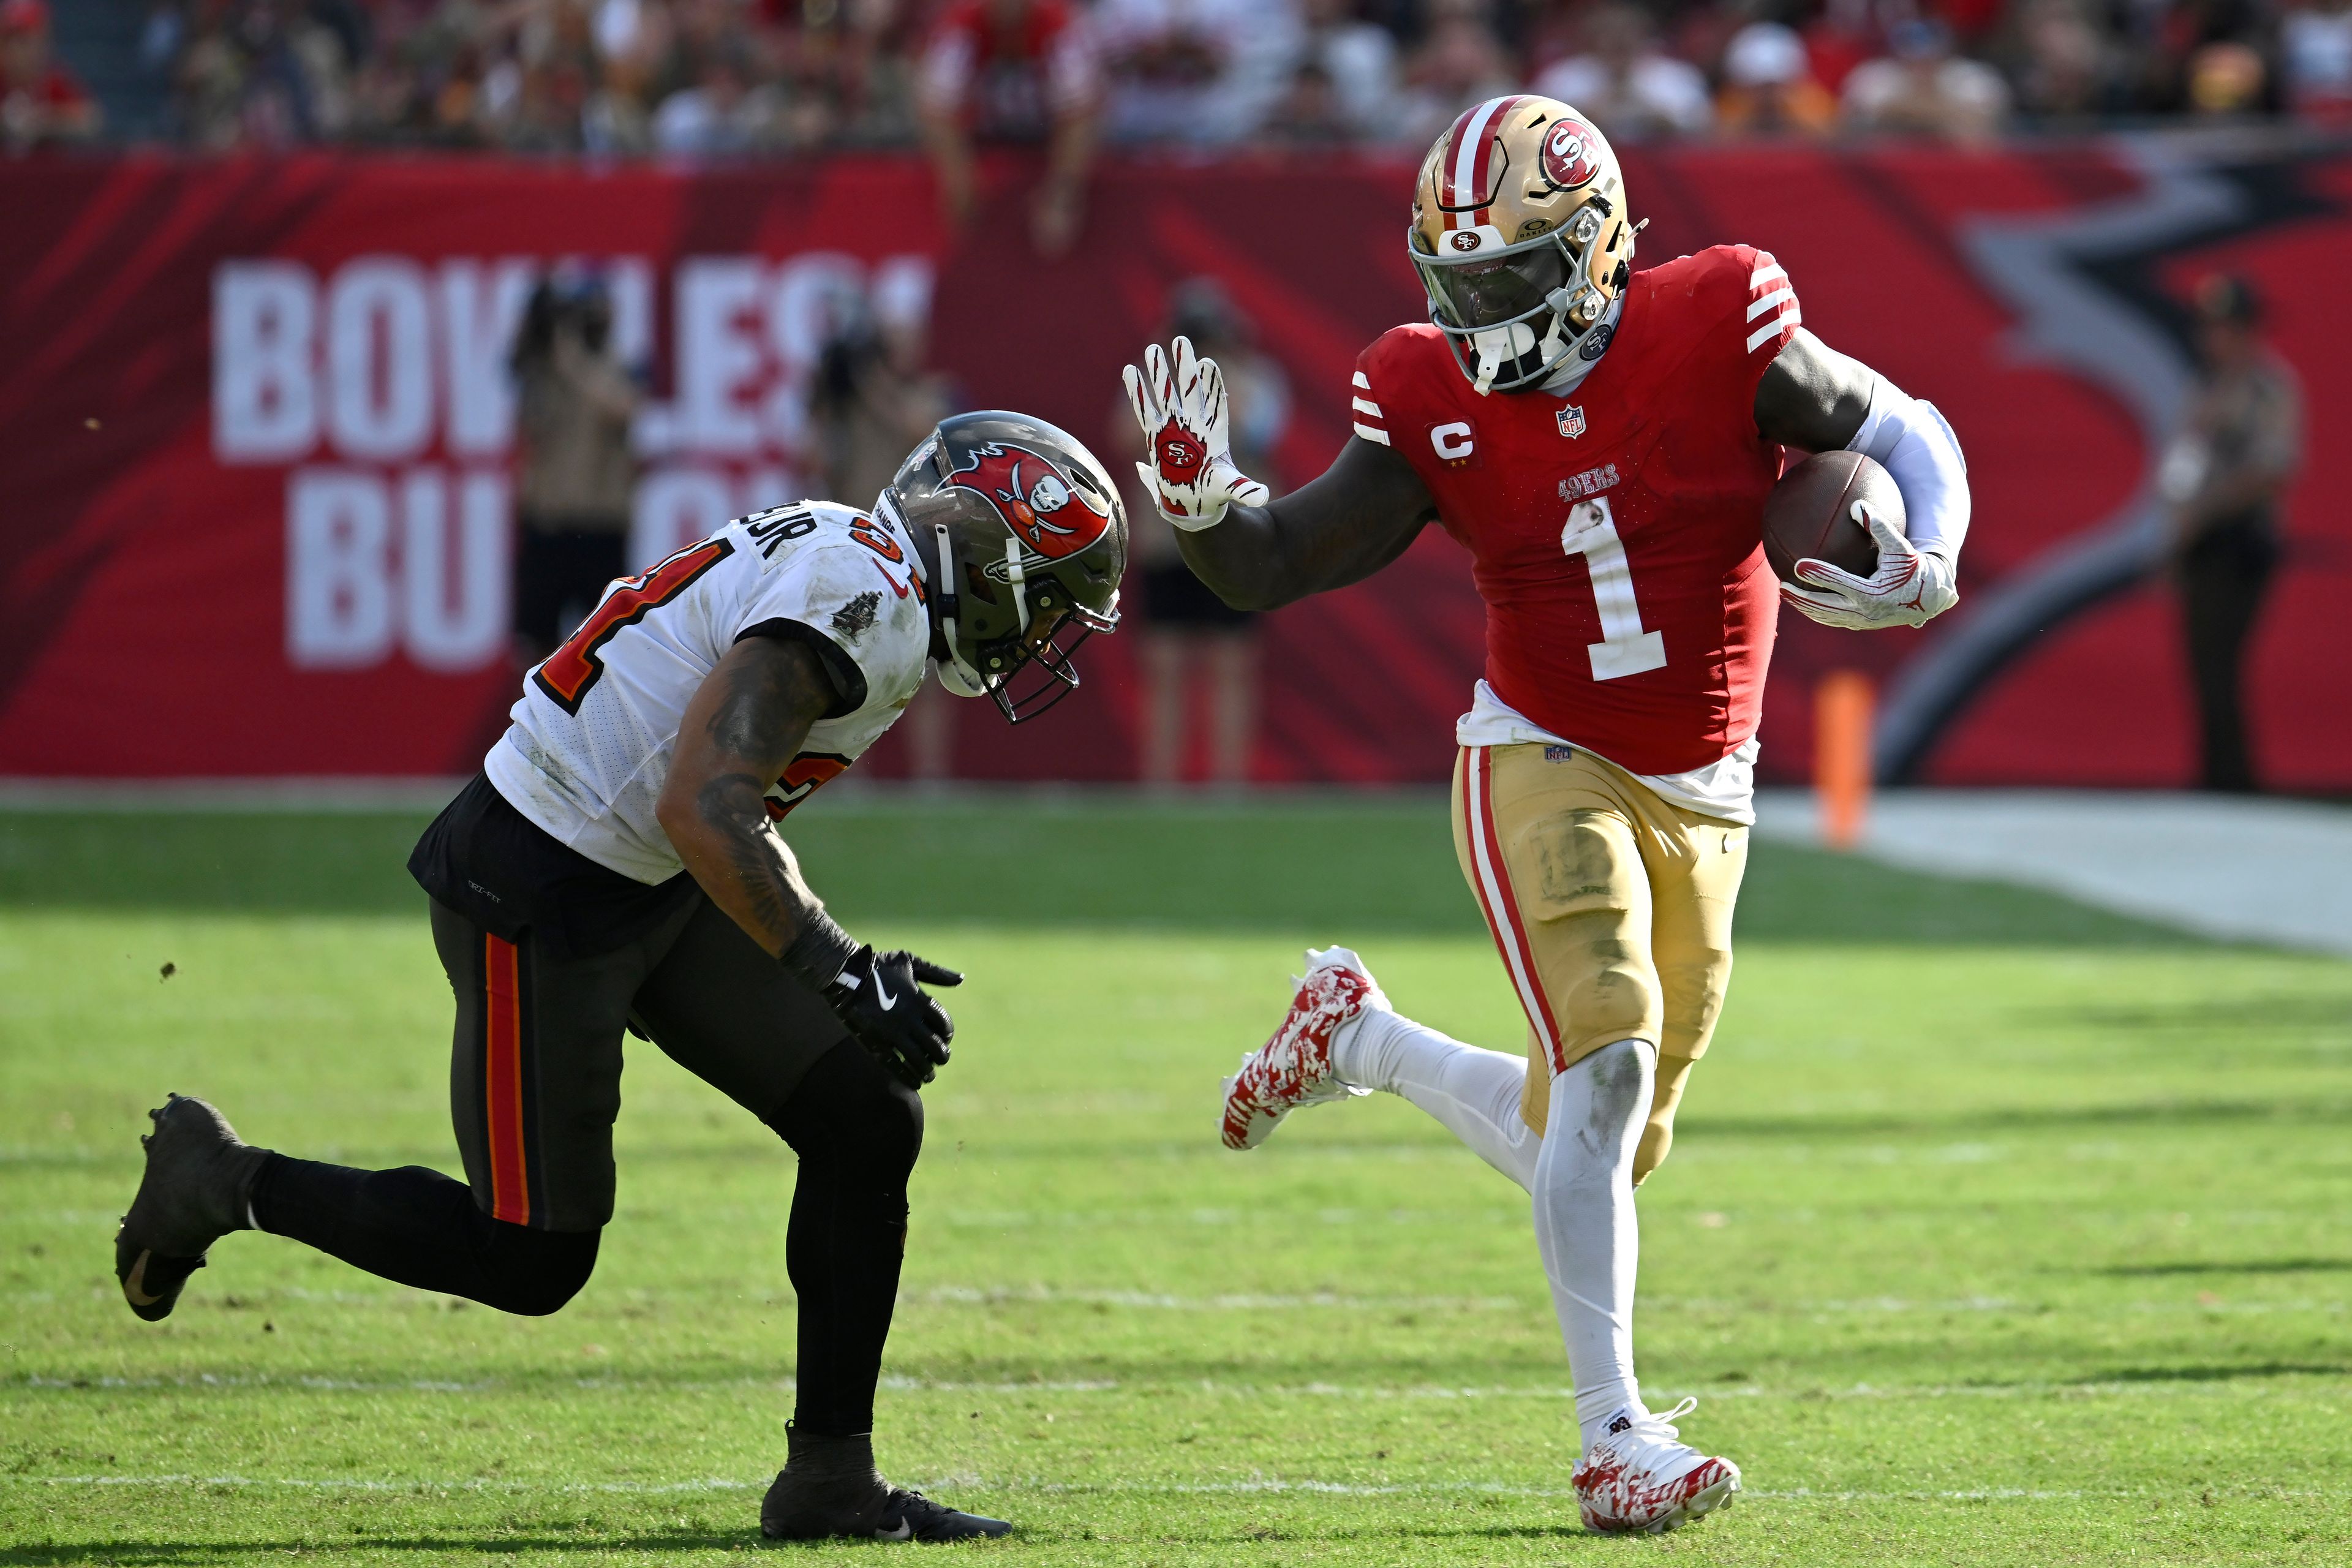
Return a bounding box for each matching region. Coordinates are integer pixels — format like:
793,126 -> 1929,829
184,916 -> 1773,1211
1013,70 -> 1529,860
1351,397 -> 1383,417
1352,422 -> 1392,445
1746,286 -> 1795,322
1746,306 -> 1801,353
1352,371 -> 1372,390
1751,262 -> 1787,289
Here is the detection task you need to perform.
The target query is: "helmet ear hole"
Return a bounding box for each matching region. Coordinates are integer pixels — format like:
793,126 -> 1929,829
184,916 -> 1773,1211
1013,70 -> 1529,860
963,562 -> 998,604
1065,464 -> 1112,511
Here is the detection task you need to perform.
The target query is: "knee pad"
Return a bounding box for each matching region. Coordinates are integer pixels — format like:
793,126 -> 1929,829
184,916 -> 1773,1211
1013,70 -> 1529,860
472,1215 -> 600,1316
1546,921 -> 1661,1067
770,1042 -> 925,1183
834,1080 -> 923,1189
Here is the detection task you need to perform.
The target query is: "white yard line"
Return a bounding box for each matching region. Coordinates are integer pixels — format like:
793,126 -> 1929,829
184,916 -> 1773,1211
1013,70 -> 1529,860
8,1473 -> 2304,1504
1755,788 -> 2352,956
0,778 -> 470,812
11,1373 -> 2313,1400
907,1284 -> 1526,1311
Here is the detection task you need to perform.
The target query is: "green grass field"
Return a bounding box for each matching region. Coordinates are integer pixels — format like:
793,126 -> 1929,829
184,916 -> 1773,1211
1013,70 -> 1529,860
4,799 -> 2349,1566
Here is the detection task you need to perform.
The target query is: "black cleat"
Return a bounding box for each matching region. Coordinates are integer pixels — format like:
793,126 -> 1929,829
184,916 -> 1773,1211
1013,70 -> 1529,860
760,1425 -> 1012,1543
113,1094 -> 268,1322
873,1489 -> 1013,1543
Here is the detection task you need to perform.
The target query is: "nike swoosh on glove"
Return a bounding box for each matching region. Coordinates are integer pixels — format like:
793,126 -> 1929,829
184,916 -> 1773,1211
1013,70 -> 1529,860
824,947 -> 960,1089
1121,334 -> 1270,532
1781,501 -> 1959,630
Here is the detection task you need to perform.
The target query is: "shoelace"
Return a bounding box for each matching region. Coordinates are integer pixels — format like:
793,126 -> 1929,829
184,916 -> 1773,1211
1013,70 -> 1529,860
1263,971 -> 1346,1075
1595,1396 -> 1705,1473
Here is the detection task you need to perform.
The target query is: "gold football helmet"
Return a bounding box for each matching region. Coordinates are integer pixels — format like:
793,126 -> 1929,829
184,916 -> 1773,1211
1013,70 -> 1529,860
1409,95 -> 1637,394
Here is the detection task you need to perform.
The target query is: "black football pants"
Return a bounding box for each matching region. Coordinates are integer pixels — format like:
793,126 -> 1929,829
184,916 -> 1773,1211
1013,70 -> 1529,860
250,892 -> 922,1437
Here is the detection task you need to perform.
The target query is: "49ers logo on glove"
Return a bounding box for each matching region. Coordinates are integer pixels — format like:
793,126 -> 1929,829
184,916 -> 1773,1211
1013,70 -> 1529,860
1540,119 -> 1601,189
1121,334 -> 1270,532
1153,425 -> 1207,487
945,440 -> 1114,560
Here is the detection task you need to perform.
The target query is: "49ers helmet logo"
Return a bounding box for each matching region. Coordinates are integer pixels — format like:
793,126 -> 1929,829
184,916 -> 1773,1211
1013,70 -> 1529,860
946,440 -> 1114,560
1540,119 -> 1601,189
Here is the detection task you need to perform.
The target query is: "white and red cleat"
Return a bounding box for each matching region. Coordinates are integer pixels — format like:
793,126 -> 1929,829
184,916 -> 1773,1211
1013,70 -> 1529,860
1218,947 -> 1385,1151
1572,1398 -> 1741,1534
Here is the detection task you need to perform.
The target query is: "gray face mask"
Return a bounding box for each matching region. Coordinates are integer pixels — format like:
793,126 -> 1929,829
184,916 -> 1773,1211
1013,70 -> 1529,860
1538,293 -> 1626,398
1411,206 -> 1623,395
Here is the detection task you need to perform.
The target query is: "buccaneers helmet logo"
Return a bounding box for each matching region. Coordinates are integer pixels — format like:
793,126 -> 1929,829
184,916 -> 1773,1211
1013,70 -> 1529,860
946,441 -> 1114,560
1540,119 -> 1601,189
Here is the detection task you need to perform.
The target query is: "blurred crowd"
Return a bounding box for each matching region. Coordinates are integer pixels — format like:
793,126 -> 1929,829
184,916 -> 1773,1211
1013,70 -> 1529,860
6,0 -> 2352,160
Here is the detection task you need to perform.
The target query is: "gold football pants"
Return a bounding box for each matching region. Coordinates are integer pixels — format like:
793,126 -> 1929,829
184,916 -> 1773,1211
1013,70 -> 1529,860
1450,743 -> 1747,1183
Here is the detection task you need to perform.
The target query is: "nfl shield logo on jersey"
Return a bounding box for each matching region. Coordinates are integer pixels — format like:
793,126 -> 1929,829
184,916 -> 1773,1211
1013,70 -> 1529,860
1557,405 -> 1587,439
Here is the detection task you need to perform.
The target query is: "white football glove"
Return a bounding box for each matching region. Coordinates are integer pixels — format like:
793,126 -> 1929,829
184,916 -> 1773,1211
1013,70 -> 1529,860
1121,335 -> 1269,532
1781,501 -> 1958,630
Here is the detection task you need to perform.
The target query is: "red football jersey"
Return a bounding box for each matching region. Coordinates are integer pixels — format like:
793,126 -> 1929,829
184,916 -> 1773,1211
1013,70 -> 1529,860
1353,245 -> 1803,777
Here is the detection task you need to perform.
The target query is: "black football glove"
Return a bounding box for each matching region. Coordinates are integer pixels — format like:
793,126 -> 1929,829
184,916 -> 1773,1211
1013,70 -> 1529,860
823,946 -> 962,1090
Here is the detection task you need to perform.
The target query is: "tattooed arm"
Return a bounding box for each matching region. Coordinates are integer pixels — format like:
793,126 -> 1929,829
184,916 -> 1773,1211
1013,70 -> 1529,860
655,636 -> 838,959
658,634 -> 962,1084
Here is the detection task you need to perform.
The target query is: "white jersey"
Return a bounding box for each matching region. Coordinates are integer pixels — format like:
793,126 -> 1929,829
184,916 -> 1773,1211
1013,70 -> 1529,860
486,501 -> 930,884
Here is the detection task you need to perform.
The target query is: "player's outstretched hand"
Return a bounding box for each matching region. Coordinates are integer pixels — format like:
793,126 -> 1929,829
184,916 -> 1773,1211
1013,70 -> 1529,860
1121,334 -> 1270,532
824,946 -> 960,1090
1782,501 -> 1958,630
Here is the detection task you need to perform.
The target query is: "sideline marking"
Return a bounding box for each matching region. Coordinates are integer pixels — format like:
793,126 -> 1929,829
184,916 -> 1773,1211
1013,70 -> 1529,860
12,1474 -> 2309,1504
14,1373 -> 2317,1401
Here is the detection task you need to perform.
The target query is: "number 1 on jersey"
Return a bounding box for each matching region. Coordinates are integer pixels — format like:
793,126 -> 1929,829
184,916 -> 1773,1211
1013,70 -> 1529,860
1562,497 -> 1666,680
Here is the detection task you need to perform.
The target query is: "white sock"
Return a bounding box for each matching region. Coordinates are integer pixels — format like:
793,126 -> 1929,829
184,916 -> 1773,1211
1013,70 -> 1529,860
1532,1038 -> 1654,1451
1333,1006 -> 1539,1191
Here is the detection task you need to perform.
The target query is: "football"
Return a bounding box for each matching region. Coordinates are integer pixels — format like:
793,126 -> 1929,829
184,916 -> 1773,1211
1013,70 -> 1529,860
1761,450 -> 1902,584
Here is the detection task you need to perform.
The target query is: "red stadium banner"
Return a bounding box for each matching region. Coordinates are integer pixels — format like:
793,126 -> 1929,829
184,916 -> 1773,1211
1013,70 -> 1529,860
1,145 -> 2346,788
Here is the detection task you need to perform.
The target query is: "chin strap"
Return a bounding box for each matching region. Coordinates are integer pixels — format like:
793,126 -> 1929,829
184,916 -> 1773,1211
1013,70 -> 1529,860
1471,322 -> 1536,396
1471,311 -> 1574,396
932,523 -> 987,696
1001,536 -> 1030,632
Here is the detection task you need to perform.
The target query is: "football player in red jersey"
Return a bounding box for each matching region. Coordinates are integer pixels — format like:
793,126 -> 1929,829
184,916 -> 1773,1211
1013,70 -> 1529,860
1124,96 -> 1969,1534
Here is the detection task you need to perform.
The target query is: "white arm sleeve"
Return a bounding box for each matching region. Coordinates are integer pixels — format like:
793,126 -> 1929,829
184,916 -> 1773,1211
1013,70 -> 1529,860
1845,377 -> 1969,564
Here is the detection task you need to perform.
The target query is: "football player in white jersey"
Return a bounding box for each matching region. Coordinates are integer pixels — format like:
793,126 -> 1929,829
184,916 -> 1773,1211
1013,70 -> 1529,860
111,412 -> 1128,1545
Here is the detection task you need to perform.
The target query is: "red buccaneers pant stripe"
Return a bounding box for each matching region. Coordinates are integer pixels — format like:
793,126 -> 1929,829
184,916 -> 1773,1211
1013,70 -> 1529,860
482,934 -> 530,1226
1461,747 -> 1564,1069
